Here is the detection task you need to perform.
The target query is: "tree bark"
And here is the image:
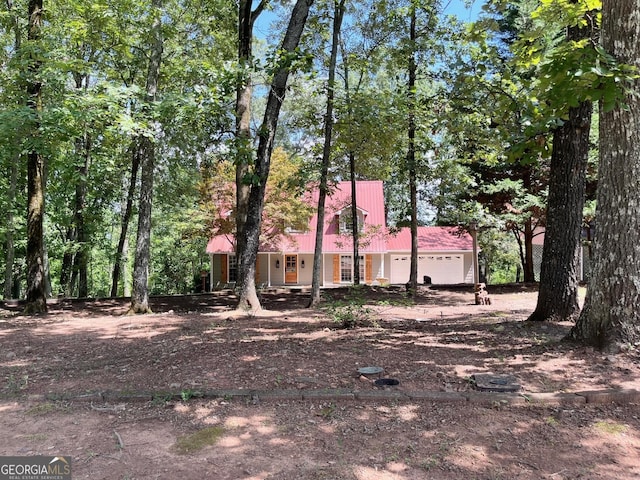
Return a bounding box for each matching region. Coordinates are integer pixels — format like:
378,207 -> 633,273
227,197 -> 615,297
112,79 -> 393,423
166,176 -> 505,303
236,0 -> 315,312
350,151 -> 360,285
24,0 -> 47,314
4,155 -> 18,300
3,0 -> 20,301
406,4 -> 418,295
235,0 -> 267,290
309,0 -> 345,307
570,0 -> 640,351
522,167 -> 536,283
59,226 -> 76,296
528,101 -> 592,321
111,144 -> 140,297
129,0 -> 163,314
341,36 -> 360,286
528,12 -> 595,322
75,131 -> 90,298
130,138 -> 155,313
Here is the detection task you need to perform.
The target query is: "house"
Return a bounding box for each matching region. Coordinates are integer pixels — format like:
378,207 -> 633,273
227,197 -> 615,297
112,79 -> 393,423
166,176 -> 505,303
206,180 -> 475,288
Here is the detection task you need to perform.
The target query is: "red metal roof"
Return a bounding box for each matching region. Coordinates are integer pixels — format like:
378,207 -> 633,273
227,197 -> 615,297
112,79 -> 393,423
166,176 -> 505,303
206,181 -> 472,254
386,226 -> 473,251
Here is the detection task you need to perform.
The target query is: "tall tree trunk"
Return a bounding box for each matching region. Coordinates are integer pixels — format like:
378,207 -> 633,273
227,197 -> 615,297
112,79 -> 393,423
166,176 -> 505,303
528,13 -> 595,322
570,0 -> 640,351
24,0 -> 47,314
523,217 -> 535,282
73,72 -> 91,298
129,0 -> 163,314
122,236 -> 131,297
235,0 -> 266,290
4,156 -> 18,300
111,144 -> 140,297
236,0 -> 314,312
342,33 -> 359,285
521,166 -> 536,283
75,133 -> 90,297
406,4 -> 418,294
350,152 -> 360,285
528,101 -> 592,321
59,226 -> 76,296
309,0 -> 345,307
4,0 -> 20,300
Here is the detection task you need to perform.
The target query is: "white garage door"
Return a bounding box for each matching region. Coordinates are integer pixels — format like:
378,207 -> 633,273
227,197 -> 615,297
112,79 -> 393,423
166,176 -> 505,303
419,254 -> 464,284
389,255 -> 411,284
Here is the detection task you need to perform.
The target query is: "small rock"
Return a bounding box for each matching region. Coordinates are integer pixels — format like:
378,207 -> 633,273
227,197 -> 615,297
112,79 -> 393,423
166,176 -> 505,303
6,351 -> 16,359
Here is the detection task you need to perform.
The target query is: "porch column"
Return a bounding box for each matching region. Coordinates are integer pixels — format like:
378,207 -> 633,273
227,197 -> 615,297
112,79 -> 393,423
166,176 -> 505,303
380,254 -> 385,283
268,253 -> 272,287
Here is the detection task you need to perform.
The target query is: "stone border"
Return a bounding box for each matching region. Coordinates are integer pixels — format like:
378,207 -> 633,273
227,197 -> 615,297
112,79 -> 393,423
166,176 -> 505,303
16,388 -> 640,407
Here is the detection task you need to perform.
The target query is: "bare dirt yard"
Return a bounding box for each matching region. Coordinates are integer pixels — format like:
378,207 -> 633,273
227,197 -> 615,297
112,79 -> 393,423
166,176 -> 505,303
1,285 -> 639,480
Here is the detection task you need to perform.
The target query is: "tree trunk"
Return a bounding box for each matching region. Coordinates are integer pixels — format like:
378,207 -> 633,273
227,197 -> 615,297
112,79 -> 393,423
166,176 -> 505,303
130,138 -> 155,313
529,13 -> 594,322
309,0 -> 345,307
406,4 -> 418,295
236,0 -> 314,312
350,153 -> 360,285
341,37 -> 360,286
59,226 -> 76,296
3,0 -> 20,301
235,0 -> 266,291
75,133 -> 90,298
528,100 -> 592,322
129,0 -> 163,314
235,0 -> 254,285
111,144 -> 140,297
523,218 -> 535,282
24,0 -> 47,314
570,0 -> 640,351
3,155 -> 18,300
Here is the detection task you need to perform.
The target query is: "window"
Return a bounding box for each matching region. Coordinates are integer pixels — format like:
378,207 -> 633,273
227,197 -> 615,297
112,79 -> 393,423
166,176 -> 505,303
338,208 -> 365,234
229,255 -> 237,282
340,255 -> 365,283
340,255 -> 352,282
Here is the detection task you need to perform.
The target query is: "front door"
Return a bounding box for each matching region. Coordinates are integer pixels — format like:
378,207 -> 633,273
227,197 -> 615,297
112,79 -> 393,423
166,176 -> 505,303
285,255 -> 298,284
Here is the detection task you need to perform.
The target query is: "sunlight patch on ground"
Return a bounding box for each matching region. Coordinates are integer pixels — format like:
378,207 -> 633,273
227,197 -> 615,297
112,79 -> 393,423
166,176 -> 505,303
0,402 -> 20,413
449,443 -> 490,472
216,435 -> 244,449
353,465 -> 408,479
395,404 -> 419,422
240,354 -> 261,362
224,415 -> 271,429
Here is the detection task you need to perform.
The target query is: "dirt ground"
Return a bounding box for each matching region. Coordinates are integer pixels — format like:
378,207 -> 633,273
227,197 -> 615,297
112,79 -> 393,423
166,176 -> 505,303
1,285 -> 639,480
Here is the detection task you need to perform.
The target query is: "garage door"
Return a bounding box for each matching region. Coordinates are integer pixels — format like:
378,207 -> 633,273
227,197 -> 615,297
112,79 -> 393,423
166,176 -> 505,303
419,255 -> 464,284
389,255 -> 411,284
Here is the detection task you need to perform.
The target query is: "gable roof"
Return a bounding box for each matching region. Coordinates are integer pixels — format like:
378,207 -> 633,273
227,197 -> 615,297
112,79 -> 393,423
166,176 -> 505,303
272,180 -> 388,253
206,180 -> 472,254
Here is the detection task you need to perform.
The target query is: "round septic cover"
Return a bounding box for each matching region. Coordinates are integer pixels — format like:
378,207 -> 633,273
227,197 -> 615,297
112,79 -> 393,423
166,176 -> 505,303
374,378 -> 399,388
358,366 -> 383,376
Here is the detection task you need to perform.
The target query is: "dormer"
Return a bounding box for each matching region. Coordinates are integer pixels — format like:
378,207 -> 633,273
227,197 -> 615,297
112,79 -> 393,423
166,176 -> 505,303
336,205 -> 368,234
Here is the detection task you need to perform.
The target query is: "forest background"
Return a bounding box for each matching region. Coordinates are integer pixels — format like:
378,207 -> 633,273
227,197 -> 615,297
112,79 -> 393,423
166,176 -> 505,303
0,0 -> 620,301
